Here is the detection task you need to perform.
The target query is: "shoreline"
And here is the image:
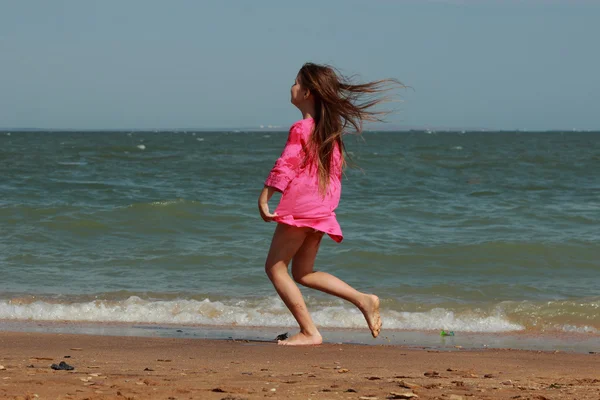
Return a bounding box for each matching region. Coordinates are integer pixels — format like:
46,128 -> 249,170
0,330 -> 599,400
2,319 -> 599,354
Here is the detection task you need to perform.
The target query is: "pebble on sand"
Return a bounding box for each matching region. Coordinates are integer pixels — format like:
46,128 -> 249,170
388,392 -> 419,399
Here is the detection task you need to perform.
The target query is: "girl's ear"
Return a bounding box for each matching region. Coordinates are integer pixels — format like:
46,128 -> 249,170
304,89 -> 311,100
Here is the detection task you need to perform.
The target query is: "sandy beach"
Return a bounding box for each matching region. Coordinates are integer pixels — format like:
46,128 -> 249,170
1,331 -> 599,400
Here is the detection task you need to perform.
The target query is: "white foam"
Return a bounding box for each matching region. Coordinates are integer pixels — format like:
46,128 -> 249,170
149,199 -> 186,207
196,138 -> 204,141
57,161 -> 87,166
0,297 -> 528,333
137,144 -> 146,150
559,324 -> 599,334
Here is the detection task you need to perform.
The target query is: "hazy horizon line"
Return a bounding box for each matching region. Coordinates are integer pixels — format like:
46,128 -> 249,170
2,126 -> 599,133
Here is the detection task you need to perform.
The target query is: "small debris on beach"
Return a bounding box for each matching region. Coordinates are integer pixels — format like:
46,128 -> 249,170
275,332 -> 288,341
423,383 -> 441,389
388,392 -> 419,399
51,361 -> 74,371
397,380 -> 420,389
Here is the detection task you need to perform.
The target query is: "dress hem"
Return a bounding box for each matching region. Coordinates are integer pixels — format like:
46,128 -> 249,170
273,215 -> 343,243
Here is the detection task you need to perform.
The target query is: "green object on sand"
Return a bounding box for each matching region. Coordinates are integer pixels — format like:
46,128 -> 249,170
440,330 -> 455,337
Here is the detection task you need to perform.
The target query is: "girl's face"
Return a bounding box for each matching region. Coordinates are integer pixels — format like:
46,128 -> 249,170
290,74 -> 308,107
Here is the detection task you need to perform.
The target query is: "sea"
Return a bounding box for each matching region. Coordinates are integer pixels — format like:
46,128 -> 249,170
1,128 -> 599,350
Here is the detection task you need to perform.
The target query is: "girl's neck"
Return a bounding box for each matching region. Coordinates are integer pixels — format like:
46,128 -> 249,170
299,104 -> 315,120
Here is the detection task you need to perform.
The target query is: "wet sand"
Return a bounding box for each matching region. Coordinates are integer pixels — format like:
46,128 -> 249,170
1,331 -> 599,399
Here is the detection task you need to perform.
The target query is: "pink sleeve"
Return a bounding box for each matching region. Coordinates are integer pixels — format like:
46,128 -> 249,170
264,123 -> 305,192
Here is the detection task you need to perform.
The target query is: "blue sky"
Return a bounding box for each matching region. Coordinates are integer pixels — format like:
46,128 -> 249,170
1,0 -> 598,130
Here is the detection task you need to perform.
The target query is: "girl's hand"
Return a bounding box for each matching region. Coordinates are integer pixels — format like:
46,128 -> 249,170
258,201 -> 278,222
258,186 -> 278,222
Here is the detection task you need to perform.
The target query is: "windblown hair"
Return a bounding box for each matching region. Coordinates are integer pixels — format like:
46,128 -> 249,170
297,62 -> 404,195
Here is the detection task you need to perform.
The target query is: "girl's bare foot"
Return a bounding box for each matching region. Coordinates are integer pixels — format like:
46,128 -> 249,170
359,294 -> 382,338
277,331 -> 323,346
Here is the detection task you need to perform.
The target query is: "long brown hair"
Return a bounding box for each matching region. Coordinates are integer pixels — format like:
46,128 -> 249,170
298,62 -> 404,194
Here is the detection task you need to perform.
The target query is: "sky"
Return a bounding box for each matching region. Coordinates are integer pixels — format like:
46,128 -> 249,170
1,0 -> 599,131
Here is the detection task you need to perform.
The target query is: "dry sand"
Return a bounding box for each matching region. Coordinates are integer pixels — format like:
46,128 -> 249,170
1,331 -> 599,400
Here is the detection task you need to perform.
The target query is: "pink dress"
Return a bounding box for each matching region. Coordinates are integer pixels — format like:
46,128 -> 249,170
264,118 -> 343,243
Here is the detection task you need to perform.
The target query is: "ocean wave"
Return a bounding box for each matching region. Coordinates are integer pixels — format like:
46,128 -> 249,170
1,296 -> 597,334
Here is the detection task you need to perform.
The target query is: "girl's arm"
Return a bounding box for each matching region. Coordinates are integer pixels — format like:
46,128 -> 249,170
259,122 -> 305,222
258,185 -> 278,222
264,123 -> 304,192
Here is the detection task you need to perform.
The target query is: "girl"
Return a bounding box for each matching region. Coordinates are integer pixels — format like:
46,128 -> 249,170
259,62 -> 401,346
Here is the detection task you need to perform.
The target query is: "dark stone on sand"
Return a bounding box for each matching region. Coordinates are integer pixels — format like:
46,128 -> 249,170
176,330 -> 183,332
51,361 -> 74,371
345,388 -> 357,392
484,374 -> 494,378
548,383 -> 563,389
64,355 -> 71,358
26,364 -> 35,368
276,332 -> 288,341
212,388 -> 226,392
144,367 -> 154,371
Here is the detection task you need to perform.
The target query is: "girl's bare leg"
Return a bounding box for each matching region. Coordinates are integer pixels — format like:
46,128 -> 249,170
265,223 -> 322,346
291,231 -> 382,338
